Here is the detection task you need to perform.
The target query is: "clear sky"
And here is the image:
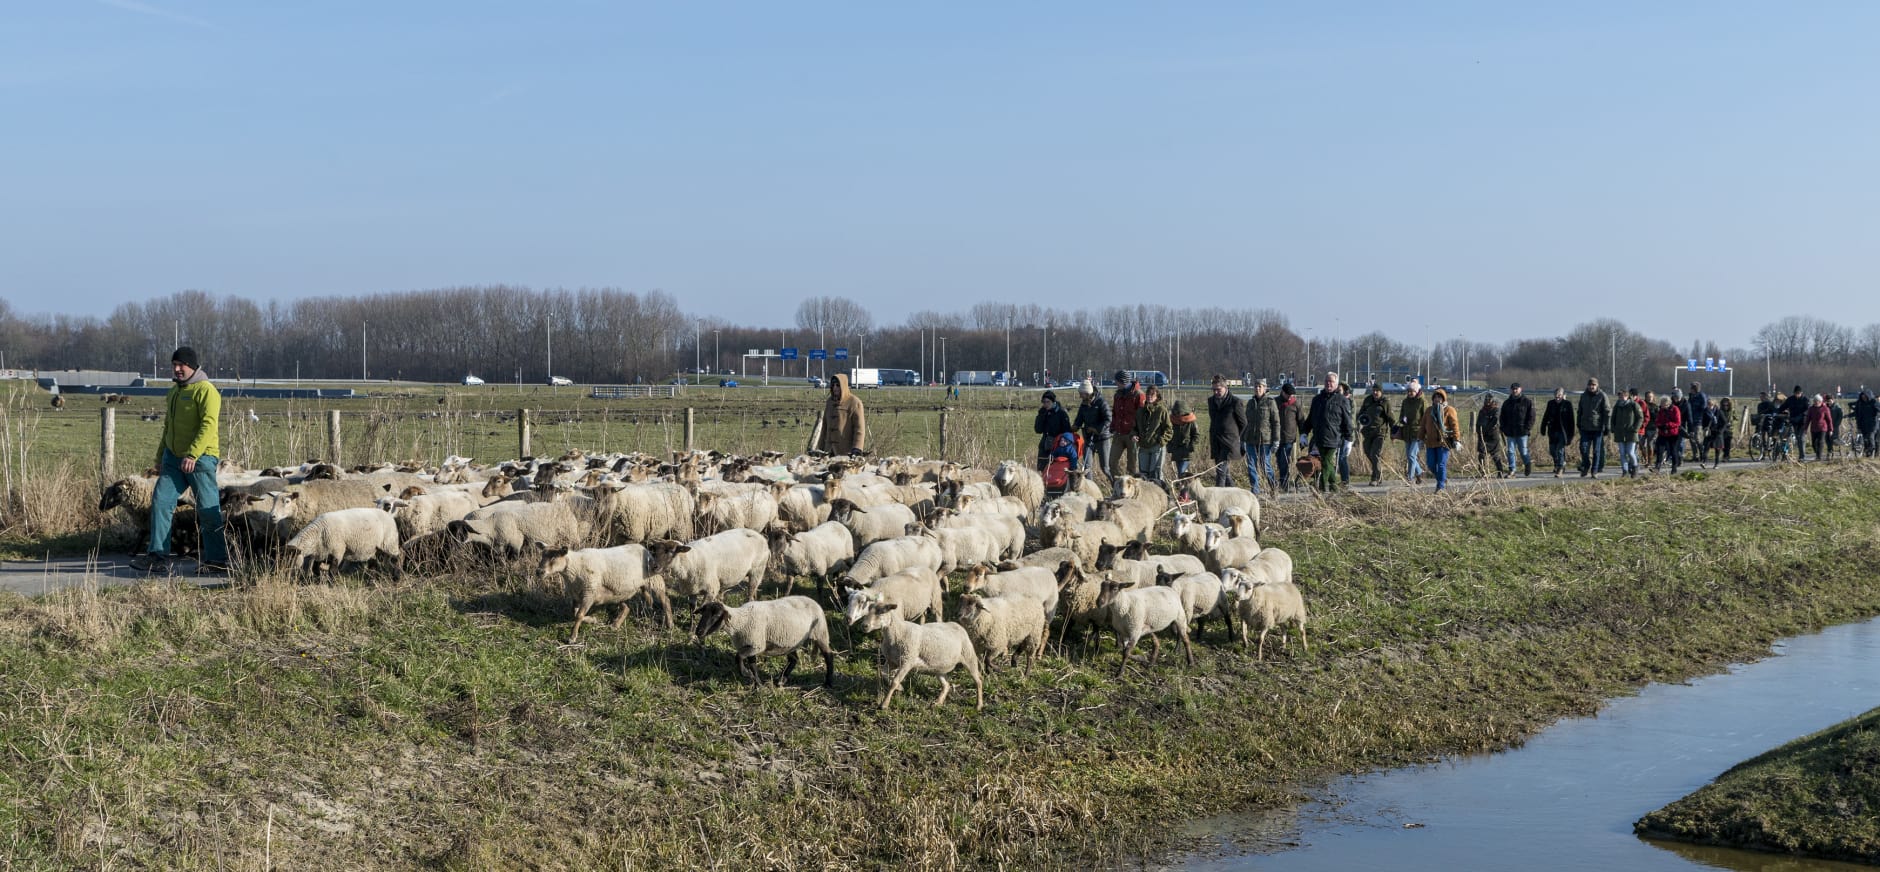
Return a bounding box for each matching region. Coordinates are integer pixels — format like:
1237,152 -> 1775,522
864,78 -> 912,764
4,2 -> 1877,348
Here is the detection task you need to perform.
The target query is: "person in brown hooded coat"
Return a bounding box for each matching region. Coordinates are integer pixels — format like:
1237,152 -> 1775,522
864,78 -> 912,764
819,373 -> 866,456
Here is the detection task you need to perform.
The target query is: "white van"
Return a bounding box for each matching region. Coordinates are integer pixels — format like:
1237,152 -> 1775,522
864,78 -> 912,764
461,375 -> 485,386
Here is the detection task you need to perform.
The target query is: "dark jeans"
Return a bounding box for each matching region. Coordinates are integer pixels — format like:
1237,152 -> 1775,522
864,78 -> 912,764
1275,441 -> 1296,491
1655,435 -> 1682,471
1548,435 -> 1569,471
150,447 -> 227,563
1083,435 -> 1111,479
1578,429 -> 1606,473
1361,435 -> 1386,481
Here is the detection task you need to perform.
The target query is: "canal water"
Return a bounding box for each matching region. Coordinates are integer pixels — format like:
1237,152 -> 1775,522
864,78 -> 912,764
1170,616 -> 1880,871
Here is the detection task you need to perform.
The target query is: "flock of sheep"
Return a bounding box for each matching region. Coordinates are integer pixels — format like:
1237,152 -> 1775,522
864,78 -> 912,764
99,450 -> 1308,709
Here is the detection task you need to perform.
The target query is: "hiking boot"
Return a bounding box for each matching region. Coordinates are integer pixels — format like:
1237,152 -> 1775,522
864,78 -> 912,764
128,553 -> 171,573
197,560 -> 236,575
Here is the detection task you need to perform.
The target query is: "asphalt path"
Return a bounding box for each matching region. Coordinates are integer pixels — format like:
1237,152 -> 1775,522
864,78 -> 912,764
0,449 -> 1813,597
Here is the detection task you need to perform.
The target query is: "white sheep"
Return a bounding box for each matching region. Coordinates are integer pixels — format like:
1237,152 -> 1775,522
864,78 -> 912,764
998,546 -> 1081,573
843,567 -> 945,627
232,478 -> 398,541
855,600 -> 984,711
1094,578 -> 1195,676
776,476 -> 842,532
827,498 -> 918,551
449,499 -> 589,557
955,592 -> 1048,675
589,480 -> 696,544
1117,540 -> 1207,578
1202,524 -> 1263,575
992,460 -> 1047,516
694,597 -> 836,687
764,521 -> 856,598
378,485 -> 481,541
693,482 -> 784,535
1191,486 -> 1260,533
539,544 -> 673,640
648,528 -> 770,605
1154,566 -> 1233,643
1223,568 -> 1308,661
1041,493 -> 1100,527
925,524 -> 1004,575
1171,511 -> 1229,557
962,563 -> 1060,623
283,505 -> 404,579
932,505 -> 1025,560
1047,513 -> 1131,570
841,534 -> 945,586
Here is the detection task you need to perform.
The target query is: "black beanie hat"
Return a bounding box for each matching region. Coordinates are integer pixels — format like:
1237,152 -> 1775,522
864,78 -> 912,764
172,346 -> 200,370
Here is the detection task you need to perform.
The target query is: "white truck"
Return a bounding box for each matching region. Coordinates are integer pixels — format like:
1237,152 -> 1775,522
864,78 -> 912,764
848,368 -> 881,388
952,370 -> 1011,387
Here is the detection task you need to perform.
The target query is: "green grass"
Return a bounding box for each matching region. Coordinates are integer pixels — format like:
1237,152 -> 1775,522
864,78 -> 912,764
1,463 -> 1879,869
1636,707 -> 1880,864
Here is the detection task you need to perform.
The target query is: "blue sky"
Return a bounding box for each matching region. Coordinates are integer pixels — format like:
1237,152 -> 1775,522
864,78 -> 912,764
4,2 -> 1876,348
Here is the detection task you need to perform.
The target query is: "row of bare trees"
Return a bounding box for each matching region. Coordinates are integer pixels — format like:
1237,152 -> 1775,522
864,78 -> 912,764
3,290 -> 1876,394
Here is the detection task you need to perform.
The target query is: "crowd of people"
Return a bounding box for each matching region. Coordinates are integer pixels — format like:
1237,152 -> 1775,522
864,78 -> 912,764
1031,371 -> 1880,498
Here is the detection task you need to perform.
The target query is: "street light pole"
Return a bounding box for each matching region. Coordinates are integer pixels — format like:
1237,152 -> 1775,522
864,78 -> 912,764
713,331 -> 720,374
361,320 -> 367,381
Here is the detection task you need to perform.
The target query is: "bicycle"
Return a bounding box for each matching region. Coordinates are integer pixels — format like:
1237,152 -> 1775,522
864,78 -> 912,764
1753,414 -> 1792,463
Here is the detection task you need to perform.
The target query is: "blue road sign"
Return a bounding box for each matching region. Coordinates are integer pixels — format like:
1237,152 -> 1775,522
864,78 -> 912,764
809,349 -> 827,360
780,347 -> 798,360
834,348 -> 849,360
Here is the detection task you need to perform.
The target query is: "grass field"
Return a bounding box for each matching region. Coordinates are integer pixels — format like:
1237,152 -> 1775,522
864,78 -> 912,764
1,441 -> 1878,869
1636,707 -> 1880,863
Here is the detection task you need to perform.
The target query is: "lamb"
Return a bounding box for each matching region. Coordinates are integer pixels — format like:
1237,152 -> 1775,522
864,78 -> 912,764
231,479 -> 398,541
1154,566 -> 1232,643
1202,524 -> 1263,574
1190,486 -> 1260,533
856,600 -> 983,710
1094,578 -> 1195,676
765,521 -> 856,598
840,534 -> 945,586
924,524 -> 1004,575
647,528 -> 771,605
843,567 -> 946,627
588,480 -> 695,544
540,544 -> 673,640
962,563 -> 1060,623
447,499 -> 589,557
283,505 -> 404,579
1223,568 -> 1308,661
955,593 -> 1048,675
827,498 -> 918,551
695,597 -> 836,687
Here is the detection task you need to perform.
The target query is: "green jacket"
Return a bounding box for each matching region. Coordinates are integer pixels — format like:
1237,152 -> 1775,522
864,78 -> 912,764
1136,401 -> 1172,446
1358,393 -> 1397,439
161,374 -> 221,462
1398,392 -> 1429,441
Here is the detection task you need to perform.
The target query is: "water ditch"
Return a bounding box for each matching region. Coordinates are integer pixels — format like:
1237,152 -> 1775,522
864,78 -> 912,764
1166,615 -> 1880,871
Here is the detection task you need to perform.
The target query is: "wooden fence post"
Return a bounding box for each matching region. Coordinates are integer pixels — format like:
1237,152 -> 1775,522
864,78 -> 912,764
519,408 -> 532,458
684,407 -> 695,453
326,410 -> 342,465
939,409 -> 949,460
100,407 -> 115,484
807,412 -> 824,455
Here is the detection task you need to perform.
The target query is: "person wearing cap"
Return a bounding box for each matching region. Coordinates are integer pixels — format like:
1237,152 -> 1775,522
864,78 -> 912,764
131,347 -> 230,574
1499,383 -> 1534,476
1168,398 -> 1200,498
1134,384 -> 1172,484
1110,371 -> 1145,479
1242,379 -> 1280,494
1576,377 -> 1611,477
1397,379 -> 1429,485
1206,375 -> 1245,488
1072,379 -> 1112,481
1356,382 -> 1396,486
1033,389 -> 1073,472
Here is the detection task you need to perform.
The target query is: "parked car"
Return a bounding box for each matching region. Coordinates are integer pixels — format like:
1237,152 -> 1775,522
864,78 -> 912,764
461,375 -> 485,386
546,375 -> 573,386
807,376 -> 826,389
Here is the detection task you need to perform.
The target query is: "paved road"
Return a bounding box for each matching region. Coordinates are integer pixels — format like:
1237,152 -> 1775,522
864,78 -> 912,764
0,451 -> 1809,596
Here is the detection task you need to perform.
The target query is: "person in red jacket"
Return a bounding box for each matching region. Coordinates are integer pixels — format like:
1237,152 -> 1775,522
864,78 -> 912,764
1651,395 -> 1684,474
1806,394 -> 1835,461
1109,371 -> 1145,481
